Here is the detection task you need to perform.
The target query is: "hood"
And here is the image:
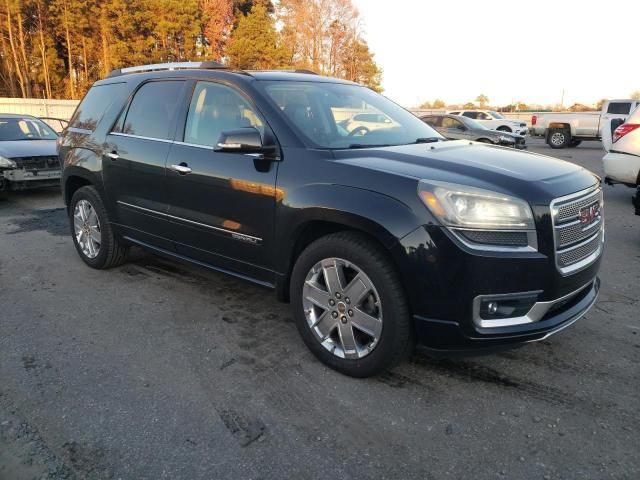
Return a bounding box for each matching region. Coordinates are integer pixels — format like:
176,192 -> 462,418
0,140 -> 57,158
332,140 -> 598,203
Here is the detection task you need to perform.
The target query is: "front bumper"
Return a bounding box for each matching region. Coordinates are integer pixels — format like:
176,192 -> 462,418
392,224 -> 602,351
1,168 -> 61,190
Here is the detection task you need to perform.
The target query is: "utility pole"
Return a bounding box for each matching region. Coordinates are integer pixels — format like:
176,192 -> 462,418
560,88 -> 565,109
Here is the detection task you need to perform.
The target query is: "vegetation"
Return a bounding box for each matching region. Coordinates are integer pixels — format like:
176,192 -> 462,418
0,0 -> 382,99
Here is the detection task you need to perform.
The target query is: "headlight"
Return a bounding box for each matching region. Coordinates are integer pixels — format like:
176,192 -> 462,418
418,180 -> 534,230
498,135 -> 514,143
0,155 -> 17,168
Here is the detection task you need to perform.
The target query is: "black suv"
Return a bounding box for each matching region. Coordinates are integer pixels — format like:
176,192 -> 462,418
59,62 -> 603,377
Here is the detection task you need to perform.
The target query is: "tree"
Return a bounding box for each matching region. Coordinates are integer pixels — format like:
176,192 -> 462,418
463,102 -> 475,109
631,91 -> 640,100
201,0 -> 233,60
595,98 -> 607,110
432,99 -> 445,109
226,0 -> 284,69
475,94 -> 489,108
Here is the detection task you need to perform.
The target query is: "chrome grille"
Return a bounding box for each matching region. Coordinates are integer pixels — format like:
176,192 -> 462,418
552,187 -> 603,275
12,156 -> 60,169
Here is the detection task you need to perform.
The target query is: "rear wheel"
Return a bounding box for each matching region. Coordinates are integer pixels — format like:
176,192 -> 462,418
547,129 -> 571,149
70,186 -> 128,269
290,232 -> 412,377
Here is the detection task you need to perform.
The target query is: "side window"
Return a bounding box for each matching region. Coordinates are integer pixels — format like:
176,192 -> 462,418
477,112 -> 491,120
117,81 -> 184,140
71,83 -> 124,131
422,116 -> 441,127
184,81 -> 264,148
442,117 -> 461,128
607,102 -> 631,114
462,111 -> 478,119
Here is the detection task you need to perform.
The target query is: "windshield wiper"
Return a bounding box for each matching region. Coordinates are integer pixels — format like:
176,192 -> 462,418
347,143 -> 393,149
413,137 -> 442,144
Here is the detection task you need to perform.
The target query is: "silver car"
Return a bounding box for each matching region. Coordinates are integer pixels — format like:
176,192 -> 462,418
0,114 -> 60,191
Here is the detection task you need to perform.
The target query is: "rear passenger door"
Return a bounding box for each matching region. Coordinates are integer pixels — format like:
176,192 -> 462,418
164,80 -> 279,283
104,80 -> 188,250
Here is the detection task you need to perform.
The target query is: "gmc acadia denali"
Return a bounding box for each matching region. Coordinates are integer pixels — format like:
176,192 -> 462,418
59,62 -> 604,377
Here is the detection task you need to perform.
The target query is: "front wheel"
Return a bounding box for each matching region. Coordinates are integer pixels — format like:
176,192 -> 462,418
290,232 -> 412,377
69,186 -> 128,269
547,129 -> 571,149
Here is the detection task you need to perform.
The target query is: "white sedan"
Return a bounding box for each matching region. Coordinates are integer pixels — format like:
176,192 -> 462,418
448,110 -> 528,136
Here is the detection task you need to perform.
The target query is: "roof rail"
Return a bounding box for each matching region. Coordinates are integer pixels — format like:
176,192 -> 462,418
108,61 -> 227,78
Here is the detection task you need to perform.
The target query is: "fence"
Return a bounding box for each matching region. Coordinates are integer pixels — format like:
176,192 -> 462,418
0,98 -> 79,120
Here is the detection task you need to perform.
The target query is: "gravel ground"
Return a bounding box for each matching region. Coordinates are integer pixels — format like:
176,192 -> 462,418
0,138 -> 638,480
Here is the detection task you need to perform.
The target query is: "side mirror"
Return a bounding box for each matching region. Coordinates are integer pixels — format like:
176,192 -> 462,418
216,127 -> 267,153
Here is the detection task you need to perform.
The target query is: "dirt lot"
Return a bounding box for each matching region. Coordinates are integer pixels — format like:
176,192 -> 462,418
1,138 -> 639,480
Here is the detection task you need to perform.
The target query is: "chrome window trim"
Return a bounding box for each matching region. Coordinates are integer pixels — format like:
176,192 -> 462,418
110,132 -> 173,144
450,227 -> 538,253
473,280 -> 594,328
116,201 -> 262,244
67,126 -> 92,135
173,140 -> 214,150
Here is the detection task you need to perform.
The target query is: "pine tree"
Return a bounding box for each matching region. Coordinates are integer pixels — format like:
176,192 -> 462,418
226,0 -> 284,70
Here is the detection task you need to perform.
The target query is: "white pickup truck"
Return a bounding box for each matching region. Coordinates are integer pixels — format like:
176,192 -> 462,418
529,99 -> 640,149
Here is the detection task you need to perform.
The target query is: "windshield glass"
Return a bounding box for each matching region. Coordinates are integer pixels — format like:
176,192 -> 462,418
460,116 -> 488,130
0,117 -> 58,141
488,111 -> 504,119
260,81 -> 442,149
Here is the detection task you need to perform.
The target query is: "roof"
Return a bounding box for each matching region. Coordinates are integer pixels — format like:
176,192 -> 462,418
0,113 -> 38,119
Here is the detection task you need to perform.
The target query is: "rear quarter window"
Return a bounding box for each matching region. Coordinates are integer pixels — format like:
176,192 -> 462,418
607,102 -> 631,114
70,83 -> 125,131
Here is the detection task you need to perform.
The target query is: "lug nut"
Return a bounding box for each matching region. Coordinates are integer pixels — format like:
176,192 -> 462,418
340,315 -> 348,324
329,299 -> 336,306
345,297 -> 350,304
348,309 -> 353,317
335,292 -> 342,299
331,311 -> 338,318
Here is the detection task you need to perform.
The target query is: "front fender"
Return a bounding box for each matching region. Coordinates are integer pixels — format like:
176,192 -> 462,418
275,183 -> 426,273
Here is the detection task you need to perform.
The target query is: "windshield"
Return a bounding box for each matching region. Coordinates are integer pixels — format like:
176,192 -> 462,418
488,111 -> 504,119
0,117 -> 58,141
260,81 -> 443,149
460,116 -> 489,130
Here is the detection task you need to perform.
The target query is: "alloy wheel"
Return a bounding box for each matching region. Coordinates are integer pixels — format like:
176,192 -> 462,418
302,258 -> 383,359
551,132 -> 565,146
73,199 -> 101,259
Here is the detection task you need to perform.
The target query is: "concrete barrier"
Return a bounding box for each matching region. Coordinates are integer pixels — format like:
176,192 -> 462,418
0,98 -> 79,120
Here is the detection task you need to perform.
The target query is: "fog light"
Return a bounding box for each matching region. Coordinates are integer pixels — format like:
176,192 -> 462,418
479,294 -> 538,320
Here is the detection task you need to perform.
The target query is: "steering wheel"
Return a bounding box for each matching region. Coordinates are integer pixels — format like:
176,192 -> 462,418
348,126 -> 370,137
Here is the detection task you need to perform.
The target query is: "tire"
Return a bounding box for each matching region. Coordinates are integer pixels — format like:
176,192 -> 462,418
547,128 -> 571,149
69,185 -> 128,269
569,139 -> 582,147
476,138 -> 493,144
496,126 -> 512,133
290,232 -> 412,377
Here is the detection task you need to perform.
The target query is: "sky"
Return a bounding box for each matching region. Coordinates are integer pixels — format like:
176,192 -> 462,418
351,0 -> 640,108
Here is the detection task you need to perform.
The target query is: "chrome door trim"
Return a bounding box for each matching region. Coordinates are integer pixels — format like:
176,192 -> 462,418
110,132 -> 174,144
116,201 -> 262,244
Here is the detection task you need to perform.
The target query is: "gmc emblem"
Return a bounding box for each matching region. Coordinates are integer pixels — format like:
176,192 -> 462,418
579,203 -> 601,225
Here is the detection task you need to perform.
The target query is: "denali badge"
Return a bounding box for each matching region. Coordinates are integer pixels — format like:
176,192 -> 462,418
579,203 -> 600,225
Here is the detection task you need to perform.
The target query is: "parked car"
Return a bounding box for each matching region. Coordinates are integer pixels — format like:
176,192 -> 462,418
530,99 -> 640,149
447,110 -> 528,135
39,117 -> 69,134
339,112 -> 398,136
0,113 -> 61,191
602,105 -> 640,214
59,62 -> 603,377
421,113 -> 526,149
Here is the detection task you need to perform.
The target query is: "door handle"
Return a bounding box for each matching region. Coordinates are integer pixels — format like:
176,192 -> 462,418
107,151 -> 119,160
169,163 -> 192,175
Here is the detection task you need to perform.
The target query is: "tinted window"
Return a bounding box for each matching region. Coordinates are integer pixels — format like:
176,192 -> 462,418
462,111 -> 478,119
70,83 -> 124,131
607,102 -> 631,114
120,81 -> 184,140
449,111 -> 460,115
184,81 -> 264,147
